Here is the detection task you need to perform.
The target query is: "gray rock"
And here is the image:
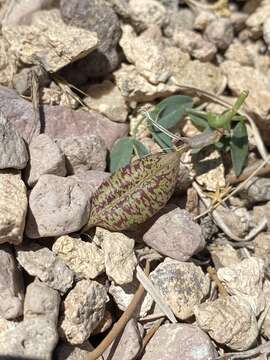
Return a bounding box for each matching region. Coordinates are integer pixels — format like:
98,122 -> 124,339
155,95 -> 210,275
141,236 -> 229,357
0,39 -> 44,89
0,244 -> 24,319
0,85 -> 128,149
25,134 -> 66,187
240,177 -> 270,204
164,8 -> 195,37
71,170 -> 110,197
205,18 -> 234,50
24,279 -> 61,325
143,206 -> 205,262
60,0 -> 121,79
0,318 -> 58,360
59,279 -> 107,344
103,318 -> 142,360
0,112 -> 28,169
13,65 -> 50,96
142,323 -> 217,360
16,242 -> 74,294
56,135 -> 106,175
150,258 -> 210,320
25,174 -> 91,238
0,172 -> 28,245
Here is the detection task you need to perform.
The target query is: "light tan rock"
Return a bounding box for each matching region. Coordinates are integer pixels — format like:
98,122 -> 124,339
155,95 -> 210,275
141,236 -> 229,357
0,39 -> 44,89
195,296 -> 259,351
52,235 -> 105,280
84,80 -> 128,123
193,11 -> 216,31
225,41 -> 254,66
2,9 -> 98,72
120,25 -> 170,85
129,0 -> 167,31
150,258 -> 210,320
246,0 -> 270,37
208,243 -> 241,268
254,232 -> 270,268
218,257 -> 265,316
96,228 -> 137,285
0,36 -> 17,86
205,18 -> 234,50
59,279 -> 107,344
0,172 -> 27,245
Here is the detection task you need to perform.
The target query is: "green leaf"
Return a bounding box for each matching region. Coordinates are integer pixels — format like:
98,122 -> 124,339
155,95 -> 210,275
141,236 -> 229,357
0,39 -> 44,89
151,130 -> 172,152
151,95 -> 193,130
83,151 -> 180,231
133,139 -> 149,158
230,121 -> 249,176
109,137 -> 134,173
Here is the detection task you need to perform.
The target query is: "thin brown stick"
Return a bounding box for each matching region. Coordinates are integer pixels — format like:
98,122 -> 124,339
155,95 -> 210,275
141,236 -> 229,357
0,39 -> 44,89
86,261 -> 150,360
136,318 -> 164,359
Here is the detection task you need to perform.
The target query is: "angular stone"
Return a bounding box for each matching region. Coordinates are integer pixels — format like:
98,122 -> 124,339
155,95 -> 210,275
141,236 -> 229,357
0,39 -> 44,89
0,172 -> 27,245
0,85 -> 129,149
208,243 -> 241,268
239,177 -> 270,204
16,242 -> 74,294
0,318 -> 58,359
13,65 -> 51,96
150,258 -> 210,320
0,244 -> 24,319
25,134 -> 66,187
55,340 -> 101,360
225,41 -> 254,66
96,227 -> 137,285
3,9 -> 98,72
56,135 -> 106,175
24,279 -> 61,325
60,0 -> 121,79
195,296 -> 259,351
143,206 -> 205,261
52,235 -> 105,280
173,29 -> 217,61
205,18 -> 234,50
59,279 -> 107,344
25,174 -> 91,238
84,80 -> 128,123
254,233 -> 270,268
142,323 -> 217,360
72,170 -> 110,197
0,112 -> 28,169
164,8 -> 195,36
120,25 -> 171,84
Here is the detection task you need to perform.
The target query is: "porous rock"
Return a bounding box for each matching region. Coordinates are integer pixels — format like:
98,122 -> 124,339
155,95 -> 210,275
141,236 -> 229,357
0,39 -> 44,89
96,227 -> 137,284
217,257 -> 265,316
56,135 -> 106,175
16,242 -> 74,294
0,318 -> 58,360
25,133 -> 66,187
0,172 -> 27,245
3,9 -> 98,73
24,279 -> 61,325
0,112 -> 28,169
143,206 -> 205,261
150,258 -> 210,320
195,296 -> 259,351
52,235 -> 105,280
60,0 -> 121,79
0,244 -> 24,319
84,80 -> 128,123
142,323 -> 217,360
0,85 -> 128,149
25,174 -> 91,238
59,279 -> 107,344
205,17 -> 234,50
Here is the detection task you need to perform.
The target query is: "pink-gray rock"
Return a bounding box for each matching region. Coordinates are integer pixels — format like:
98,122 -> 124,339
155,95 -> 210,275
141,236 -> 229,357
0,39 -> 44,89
143,206 -> 205,261
59,279 -> 107,344
0,318 -> 58,360
16,242 -> 74,294
0,244 -> 24,320
25,174 -> 91,238
24,279 -> 61,325
56,135 -> 106,175
72,170 -> 110,197
25,133 -> 66,187
239,177 -> 270,204
0,85 -> 128,149
142,323 -> 217,360
60,0 -> 121,80
205,18 -> 234,50
0,112 -> 28,169
103,318 -> 143,360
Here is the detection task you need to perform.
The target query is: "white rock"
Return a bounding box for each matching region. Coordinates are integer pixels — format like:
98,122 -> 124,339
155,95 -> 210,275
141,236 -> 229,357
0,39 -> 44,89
129,0 -> 167,31
0,172 -> 27,245
52,235 -> 105,280
60,279 -> 107,344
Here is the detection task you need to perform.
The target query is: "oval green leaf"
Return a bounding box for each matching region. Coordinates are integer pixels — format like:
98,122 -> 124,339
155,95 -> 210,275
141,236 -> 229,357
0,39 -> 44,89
109,137 -> 134,173
230,121 -> 248,176
83,151 -> 180,231
133,139 -> 149,158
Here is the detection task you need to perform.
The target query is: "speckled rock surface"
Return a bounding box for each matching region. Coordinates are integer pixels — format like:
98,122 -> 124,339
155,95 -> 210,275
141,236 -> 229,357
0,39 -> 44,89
150,258 -> 210,320
59,279 -> 107,344
16,242 -> 74,294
